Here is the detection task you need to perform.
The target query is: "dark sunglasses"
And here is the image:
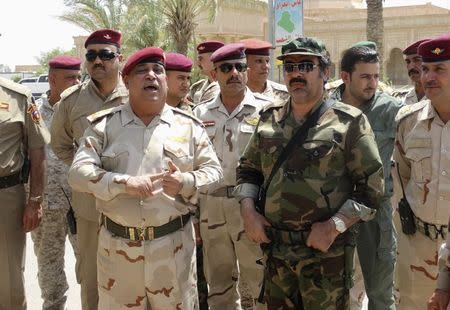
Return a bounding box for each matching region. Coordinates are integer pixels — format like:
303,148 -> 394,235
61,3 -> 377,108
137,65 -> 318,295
85,50 -> 119,62
217,62 -> 248,73
283,62 -> 318,73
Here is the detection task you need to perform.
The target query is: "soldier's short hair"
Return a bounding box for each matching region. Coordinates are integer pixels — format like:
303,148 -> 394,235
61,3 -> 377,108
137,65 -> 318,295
340,46 -> 379,73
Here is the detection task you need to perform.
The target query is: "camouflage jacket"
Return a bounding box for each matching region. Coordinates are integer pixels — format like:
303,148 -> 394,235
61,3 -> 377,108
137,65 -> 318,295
260,80 -> 290,107
330,85 -> 403,199
235,97 -> 384,230
189,79 -> 220,104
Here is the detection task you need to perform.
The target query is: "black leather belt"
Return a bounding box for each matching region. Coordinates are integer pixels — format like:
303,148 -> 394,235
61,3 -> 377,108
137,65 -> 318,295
102,213 -> 191,241
414,215 -> 447,240
210,186 -> 235,198
0,172 -> 23,189
266,225 -> 347,247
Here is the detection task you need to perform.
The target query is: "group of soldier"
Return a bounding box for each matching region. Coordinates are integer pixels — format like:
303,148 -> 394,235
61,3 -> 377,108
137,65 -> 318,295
1,26 -> 450,310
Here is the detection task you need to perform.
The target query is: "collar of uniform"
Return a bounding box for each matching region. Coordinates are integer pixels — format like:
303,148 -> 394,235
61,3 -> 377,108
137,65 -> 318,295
417,100 -> 436,121
121,102 -> 172,127
278,96 -> 325,124
209,87 -> 258,110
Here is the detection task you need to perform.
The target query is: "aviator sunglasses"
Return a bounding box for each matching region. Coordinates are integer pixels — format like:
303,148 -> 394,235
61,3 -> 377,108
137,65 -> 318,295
85,49 -> 119,62
217,62 -> 248,73
283,62 -> 318,73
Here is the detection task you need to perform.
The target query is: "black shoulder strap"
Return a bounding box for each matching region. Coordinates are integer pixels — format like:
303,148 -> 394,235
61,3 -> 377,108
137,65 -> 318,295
261,99 -> 334,193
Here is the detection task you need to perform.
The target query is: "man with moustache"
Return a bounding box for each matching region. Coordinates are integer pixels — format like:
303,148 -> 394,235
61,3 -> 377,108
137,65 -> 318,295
330,46 -> 402,310
32,55 -> 81,310
395,34 -> 450,309
165,52 -> 194,113
240,38 -> 289,106
194,43 -> 272,309
190,40 -> 224,104
51,29 -> 128,309
402,39 -> 429,105
68,47 -> 222,309
235,37 -> 384,309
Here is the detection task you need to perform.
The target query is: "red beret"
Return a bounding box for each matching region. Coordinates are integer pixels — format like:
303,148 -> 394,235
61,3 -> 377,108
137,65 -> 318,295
196,40 -> 224,54
403,39 -> 429,55
165,53 -> 193,72
85,29 -> 121,48
48,55 -> 81,70
418,34 -> 450,63
210,43 -> 246,63
240,39 -> 274,56
122,47 -> 165,76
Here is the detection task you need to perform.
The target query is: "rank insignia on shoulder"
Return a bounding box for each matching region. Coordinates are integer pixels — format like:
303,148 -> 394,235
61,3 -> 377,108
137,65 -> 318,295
244,116 -> 259,126
0,102 -> 9,111
27,104 -> 41,123
203,120 -> 215,127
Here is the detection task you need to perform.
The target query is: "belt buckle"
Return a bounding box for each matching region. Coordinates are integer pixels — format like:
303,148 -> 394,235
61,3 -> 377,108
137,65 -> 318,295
147,226 -> 154,240
227,186 -> 234,198
128,227 -> 136,241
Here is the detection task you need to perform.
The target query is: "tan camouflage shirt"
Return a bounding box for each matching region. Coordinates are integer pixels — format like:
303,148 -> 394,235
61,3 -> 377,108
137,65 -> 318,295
437,217 -> 450,291
261,80 -> 289,107
403,88 -> 427,106
68,103 -> 222,227
190,79 -> 220,104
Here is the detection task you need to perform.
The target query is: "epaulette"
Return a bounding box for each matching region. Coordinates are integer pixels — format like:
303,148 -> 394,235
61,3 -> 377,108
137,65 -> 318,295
190,79 -> 206,90
378,81 -> 394,95
261,103 -> 283,114
254,92 -> 274,103
331,101 -> 363,118
60,83 -> 82,100
269,80 -> 288,92
0,77 -> 31,97
324,79 -> 343,90
171,106 -> 203,125
193,96 -> 216,109
87,105 -> 123,124
395,99 -> 428,123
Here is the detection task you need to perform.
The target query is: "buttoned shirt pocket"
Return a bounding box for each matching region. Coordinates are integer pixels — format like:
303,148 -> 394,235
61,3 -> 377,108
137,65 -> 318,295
238,123 -> 256,153
100,146 -> 129,173
405,139 -> 432,183
163,142 -> 193,172
301,138 -> 343,179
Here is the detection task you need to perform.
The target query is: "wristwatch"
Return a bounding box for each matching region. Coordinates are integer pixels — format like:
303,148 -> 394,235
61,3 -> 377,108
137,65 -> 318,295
331,216 -> 347,233
29,195 -> 43,203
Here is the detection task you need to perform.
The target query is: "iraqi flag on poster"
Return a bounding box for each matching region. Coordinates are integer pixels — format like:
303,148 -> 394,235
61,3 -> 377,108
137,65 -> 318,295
274,0 -> 304,46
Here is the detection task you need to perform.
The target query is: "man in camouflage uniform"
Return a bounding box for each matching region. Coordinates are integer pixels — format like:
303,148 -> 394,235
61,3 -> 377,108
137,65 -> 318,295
32,55 -> 81,310
190,40 -> 224,104
235,37 -> 384,309
427,216 -> 450,310
166,52 -> 194,113
240,38 -> 289,106
68,47 -> 222,309
50,29 -> 128,310
330,46 -> 403,310
402,39 -> 429,105
194,43 -> 271,310
0,77 -> 49,309
394,34 -> 450,310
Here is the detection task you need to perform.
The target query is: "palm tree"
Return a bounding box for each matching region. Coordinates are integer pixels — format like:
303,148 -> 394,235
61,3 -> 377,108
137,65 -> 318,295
366,0 -> 384,75
160,0 -> 217,55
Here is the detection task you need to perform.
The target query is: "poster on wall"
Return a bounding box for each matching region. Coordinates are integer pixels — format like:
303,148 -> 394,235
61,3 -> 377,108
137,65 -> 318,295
274,0 -> 304,46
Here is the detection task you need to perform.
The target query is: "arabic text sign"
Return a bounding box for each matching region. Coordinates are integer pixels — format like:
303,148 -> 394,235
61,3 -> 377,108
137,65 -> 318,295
274,0 -> 303,46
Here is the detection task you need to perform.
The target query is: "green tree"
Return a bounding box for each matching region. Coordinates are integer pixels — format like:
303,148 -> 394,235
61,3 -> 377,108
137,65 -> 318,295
366,0 -> 384,76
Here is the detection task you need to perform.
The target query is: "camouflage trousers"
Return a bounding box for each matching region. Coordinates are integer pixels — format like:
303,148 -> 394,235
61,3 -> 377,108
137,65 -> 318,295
199,195 -> 264,310
97,220 -> 198,309
263,229 -> 351,310
31,207 -> 77,310
394,212 -> 444,310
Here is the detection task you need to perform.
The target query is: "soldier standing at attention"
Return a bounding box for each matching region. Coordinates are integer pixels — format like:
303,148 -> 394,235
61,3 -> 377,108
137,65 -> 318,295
235,37 -> 384,309
240,38 -> 289,106
402,39 -> 429,105
194,43 -> 272,309
330,46 -> 403,310
190,40 -> 224,104
68,47 -> 223,309
32,55 -> 81,310
165,52 -> 194,113
50,29 -> 128,309
0,78 -> 49,309
395,34 -> 450,310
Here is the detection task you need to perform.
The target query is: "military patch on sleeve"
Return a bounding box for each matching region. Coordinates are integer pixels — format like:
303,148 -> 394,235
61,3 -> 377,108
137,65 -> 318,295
0,102 -> 9,111
27,104 -> 41,123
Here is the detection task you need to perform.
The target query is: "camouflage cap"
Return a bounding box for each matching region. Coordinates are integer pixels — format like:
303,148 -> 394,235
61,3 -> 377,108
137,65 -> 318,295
277,37 -> 327,61
351,40 -> 377,50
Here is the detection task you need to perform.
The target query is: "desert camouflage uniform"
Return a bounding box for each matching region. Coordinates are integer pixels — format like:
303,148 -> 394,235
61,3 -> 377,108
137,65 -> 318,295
30,94 -> 78,310
51,78 -> 128,310
394,100 -> 450,309
68,103 -> 222,309
331,85 -> 403,310
260,80 -> 289,107
176,98 -> 194,114
193,89 -> 271,309
402,88 -> 427,106
436,217 -> 450,292
190,79 -> 220,104
235,98 -> 384,310
0,77 -> 50,310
